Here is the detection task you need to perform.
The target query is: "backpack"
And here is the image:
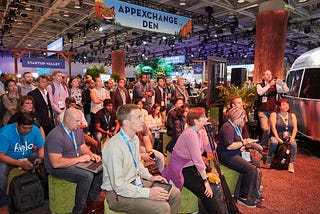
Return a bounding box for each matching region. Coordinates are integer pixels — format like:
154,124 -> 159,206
271,143 -> 291,170
9,171 -> 44,212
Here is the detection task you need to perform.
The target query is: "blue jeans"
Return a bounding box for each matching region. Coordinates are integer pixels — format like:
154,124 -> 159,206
49,166 -> 102,214
268,137 -> 297,163
218,152 -> 257,198
0,162 -> 15,198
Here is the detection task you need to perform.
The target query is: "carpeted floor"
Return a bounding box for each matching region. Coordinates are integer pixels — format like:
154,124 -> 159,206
238,148 -> 320,214
19,145 -> 320,214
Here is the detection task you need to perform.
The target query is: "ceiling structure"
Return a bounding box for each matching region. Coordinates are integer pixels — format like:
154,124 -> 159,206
0,0 -> 319,67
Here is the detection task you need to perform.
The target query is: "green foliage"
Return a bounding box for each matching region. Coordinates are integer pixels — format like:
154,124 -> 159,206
215,84 -> 258,112
110,73 -> 120,82
85,65 -> 106,79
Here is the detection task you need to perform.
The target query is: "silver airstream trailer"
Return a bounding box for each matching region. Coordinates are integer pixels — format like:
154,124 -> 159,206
285,47 -> 320,141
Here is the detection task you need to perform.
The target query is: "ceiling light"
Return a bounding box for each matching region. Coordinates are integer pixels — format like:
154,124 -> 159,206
298,0 -> 308,2
237,0 -> 245,3
25,5 -> 33,11
74,0 -> 83,9
63,12 -> 70,17
179,0 -> 186,6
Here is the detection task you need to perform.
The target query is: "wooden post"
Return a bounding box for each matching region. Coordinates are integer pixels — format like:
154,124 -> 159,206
111,50 -> 126,78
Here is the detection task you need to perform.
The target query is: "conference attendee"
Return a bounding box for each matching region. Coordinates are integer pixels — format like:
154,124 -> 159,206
165,98 -> 186,153
162,107 -> 223,214
154,76 -> 167,113
133,73 -> 154,112
174,78 -> 189,103
90,77 -> 110,123
81,79 -> 95,133
217,106 -> 258,208
111,78 -> 131,111
2,79 -> 19,126
104,80 -> 113,95
165,77 -> 175,112
18,72 -> 36,96
93,99 -> 120,152
47,70 -> 69,124
265,99 -> 298,173
44,108 -> 102,214
0,112 -> 44,203
101,104 -> 180,213
256,70 -> 289,147
0,72 -> 9,96
69,77 -> 82,105
8,95 -> 45,139
28,75 -> 55,136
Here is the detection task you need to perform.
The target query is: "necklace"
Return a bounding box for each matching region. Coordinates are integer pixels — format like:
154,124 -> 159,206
279,112 -> 288,125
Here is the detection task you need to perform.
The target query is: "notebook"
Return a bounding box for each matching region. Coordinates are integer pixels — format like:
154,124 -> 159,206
76,160 -> 103,173
151,181 -> 173,195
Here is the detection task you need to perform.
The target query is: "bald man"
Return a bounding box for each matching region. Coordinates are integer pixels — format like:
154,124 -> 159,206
44,108 -> 102,214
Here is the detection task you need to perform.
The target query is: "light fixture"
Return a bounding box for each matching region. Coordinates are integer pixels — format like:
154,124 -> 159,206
63,12 -> 70,17
74,0 -> 83,9
298,0 -> 308,3
237,0 -> 245,3
179,0 -> 186,6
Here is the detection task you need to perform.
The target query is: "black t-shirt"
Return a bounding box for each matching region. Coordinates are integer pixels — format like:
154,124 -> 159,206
93,108 -> 117,132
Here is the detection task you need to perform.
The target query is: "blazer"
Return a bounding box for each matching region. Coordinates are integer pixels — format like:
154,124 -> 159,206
28,88 -> 55,135
111,87 -> 131,111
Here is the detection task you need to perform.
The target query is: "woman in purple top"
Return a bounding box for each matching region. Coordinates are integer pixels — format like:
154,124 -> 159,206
162,107 -> 223,214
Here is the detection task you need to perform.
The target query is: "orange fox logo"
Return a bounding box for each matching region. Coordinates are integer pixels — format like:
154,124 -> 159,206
95,2 -> 115,20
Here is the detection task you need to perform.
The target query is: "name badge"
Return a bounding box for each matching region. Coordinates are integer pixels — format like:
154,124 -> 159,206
58,101 -> 65,108
134,176 -> 143,187
283,131 -> 289,137
161,101 -> 165,106
141,97 -> 146,102
241,152 -> 251,162
262,96 -> 268,103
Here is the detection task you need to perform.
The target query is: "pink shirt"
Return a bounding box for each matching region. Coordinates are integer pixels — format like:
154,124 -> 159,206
173,127 -> 212,172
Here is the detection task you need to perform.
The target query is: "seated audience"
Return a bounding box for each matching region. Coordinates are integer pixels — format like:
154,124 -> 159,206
0,112 -> 44,203
162,107 -> 223,214
217,106 -> 258,208
145,103 -> 164,129
265,99 -> 298,173
8,95 -> 45,138
138,123 -> 165,172
44,108 -> 102,214
101,104 -> 180,213
93,99 -> 120,152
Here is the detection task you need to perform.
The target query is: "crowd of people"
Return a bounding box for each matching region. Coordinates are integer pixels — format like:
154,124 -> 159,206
0,69 -> 297,213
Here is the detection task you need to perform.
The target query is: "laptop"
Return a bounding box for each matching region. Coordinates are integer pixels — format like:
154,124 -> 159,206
76,161 -> 103,173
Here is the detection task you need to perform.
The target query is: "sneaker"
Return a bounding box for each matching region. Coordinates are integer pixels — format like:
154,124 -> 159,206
288,163 -> 295,173
237,197 -> 257,208
265,156 -> 272,165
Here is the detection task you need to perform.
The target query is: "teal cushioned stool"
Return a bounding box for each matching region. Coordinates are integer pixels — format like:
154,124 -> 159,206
220,165 -> 240,195
180,187 -> 198,214
48,175 -> 77,214
6,168 -> 26,194
104,199 -> 126,214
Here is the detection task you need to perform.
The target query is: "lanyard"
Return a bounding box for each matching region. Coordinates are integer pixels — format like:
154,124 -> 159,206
61,123 -> 79,157
228,119 -> 243,141
104,112 -> 111,127
279,113 -> 289,130
119,130 -> 138,168
191,126 -> 203,151
16,127 -> 26,159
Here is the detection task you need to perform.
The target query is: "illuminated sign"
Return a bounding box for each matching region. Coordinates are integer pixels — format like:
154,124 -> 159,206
47,37 -> 64,56
163,55 -> 185,64
21,57 -> 65,69
95,0 -> 192,37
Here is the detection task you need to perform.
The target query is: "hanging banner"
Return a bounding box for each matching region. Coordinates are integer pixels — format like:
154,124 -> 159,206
21,57 -> 65,69
95,0 -> 192,37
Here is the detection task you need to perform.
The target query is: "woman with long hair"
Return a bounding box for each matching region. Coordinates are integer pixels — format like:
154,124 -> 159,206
265,99 -> 298,173
162,107 -> 223,214
2,79 -> 19,126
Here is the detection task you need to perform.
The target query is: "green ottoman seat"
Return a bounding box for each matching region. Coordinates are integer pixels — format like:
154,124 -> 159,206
180,187 -> 198,214
104,199 -> 126,214
220,165 -> 240,195
48,175 -> 77,214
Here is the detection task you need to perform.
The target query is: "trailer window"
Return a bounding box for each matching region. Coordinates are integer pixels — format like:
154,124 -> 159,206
300,68 -> 320,99
286,69 -> 303,97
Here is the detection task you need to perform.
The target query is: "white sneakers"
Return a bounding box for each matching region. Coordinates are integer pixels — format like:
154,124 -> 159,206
288,163 -> 295,173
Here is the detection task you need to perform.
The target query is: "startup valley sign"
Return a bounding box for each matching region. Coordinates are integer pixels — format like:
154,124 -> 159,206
95,0 -> 192,37
21,57 -> 65,69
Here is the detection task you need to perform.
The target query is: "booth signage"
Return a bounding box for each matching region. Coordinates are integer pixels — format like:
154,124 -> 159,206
21,57 -> 65,69
194,63 -> 203,74
95,0 -> 192,37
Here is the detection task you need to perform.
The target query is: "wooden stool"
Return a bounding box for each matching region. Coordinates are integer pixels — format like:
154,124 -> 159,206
104,199 -> 126,214
48,175 -> 77,214
180,187 -> 198,214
